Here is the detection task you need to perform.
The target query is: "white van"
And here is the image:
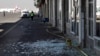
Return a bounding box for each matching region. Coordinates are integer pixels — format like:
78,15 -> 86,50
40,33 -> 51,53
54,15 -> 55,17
21,9 -> 30,18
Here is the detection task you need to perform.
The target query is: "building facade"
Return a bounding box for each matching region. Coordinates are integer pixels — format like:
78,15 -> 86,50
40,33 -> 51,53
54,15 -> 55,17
34,0 -> 100,55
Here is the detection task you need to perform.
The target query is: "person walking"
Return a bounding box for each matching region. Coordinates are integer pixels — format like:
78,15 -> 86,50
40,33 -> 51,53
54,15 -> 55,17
3,11 -> 5,17
30,11 -> 34,21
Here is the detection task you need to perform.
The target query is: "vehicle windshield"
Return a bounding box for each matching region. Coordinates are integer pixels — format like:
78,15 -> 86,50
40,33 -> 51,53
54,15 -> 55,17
23,11 -> 29,13
22,11 -> 29,13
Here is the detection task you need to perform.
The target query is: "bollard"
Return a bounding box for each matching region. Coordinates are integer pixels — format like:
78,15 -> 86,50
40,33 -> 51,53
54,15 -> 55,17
67,39 -> 72,48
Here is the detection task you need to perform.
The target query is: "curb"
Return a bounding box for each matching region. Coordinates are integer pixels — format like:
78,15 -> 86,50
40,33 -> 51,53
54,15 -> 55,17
46,29 -> 65,39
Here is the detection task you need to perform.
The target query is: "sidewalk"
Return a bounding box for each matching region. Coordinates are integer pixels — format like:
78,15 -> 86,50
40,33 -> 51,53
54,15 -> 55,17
0,16 -> 95,56
46,20 -> 97,56
18,17 -> 63,42
0,17 -> 65,56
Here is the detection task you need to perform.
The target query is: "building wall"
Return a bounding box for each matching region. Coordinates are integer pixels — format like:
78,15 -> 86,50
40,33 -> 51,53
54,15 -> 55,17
38,0 -> 99,55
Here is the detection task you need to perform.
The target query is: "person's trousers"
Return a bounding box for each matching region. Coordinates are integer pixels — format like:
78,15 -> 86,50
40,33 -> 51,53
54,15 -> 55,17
31,16 -> 33,21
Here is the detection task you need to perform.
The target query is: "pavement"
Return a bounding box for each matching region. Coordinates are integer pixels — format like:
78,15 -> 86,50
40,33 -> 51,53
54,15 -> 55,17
0,16 -> 63,56
0,15 -> 96,56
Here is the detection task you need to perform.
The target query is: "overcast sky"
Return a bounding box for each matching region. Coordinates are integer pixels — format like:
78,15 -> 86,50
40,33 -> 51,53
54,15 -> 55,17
97,0 -> 100,6
0,0 -> 39,12
0,0 -> 99,12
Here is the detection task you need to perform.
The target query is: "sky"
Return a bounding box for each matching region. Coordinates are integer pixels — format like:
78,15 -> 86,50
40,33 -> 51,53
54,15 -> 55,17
97,0 -> 100,6
0,0 -> 99,12
0,0 -> 39,12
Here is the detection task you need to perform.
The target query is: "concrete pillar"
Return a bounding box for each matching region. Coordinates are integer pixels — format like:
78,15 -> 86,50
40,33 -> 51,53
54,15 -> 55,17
42,5 -> 44,18
45,0 -> 49,18
69,0 -> 72,33
78,0 -> 83,45
40,5 -> 44,18
38,6 -> 42,17
49,0 -> 51,24
61,0 -> 69,33
58,0 -> 63,32
81,0 -> 87,48
48,0 -> 54,26
52,0 -> 56,27
93,0 -> 96,36
50,0 -> 54,26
